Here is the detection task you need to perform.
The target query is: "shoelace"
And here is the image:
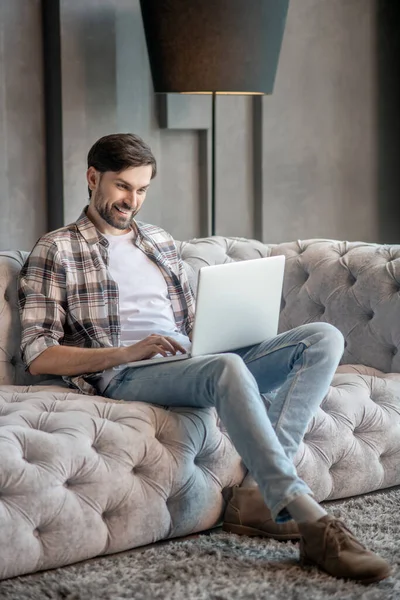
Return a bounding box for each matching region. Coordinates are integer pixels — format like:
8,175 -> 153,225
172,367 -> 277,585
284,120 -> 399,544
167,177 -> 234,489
323,519 -> 366,561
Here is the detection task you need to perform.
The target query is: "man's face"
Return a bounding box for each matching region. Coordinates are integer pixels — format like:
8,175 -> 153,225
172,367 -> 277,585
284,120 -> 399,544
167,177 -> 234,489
86,165 -> 153,235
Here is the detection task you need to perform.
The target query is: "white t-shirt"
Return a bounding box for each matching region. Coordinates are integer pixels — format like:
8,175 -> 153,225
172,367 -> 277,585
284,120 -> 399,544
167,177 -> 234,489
97,230 -> 191,391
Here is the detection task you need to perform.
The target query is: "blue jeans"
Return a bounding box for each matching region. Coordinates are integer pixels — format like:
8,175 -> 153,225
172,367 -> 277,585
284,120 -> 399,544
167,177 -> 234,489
103,322 -> 344,522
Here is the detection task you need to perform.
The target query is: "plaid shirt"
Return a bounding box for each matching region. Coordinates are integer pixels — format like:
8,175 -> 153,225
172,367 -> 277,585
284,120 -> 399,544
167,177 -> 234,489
18,207 -> 196,395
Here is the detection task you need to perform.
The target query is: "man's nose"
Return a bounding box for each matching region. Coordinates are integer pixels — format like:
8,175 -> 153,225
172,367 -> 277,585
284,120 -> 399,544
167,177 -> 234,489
125,191 -> 138,208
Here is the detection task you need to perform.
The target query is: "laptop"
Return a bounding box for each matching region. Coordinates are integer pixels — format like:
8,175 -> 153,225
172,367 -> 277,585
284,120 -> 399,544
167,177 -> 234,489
117,254 -> 285,368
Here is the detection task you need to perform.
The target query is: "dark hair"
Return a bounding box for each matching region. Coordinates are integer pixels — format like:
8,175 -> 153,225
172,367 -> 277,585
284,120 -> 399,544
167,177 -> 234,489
87,133 -> 157,198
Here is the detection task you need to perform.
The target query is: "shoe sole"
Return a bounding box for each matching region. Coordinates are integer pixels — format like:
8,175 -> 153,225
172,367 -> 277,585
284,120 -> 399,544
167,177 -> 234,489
223,522 -> 301,541
300,556 -> 392,584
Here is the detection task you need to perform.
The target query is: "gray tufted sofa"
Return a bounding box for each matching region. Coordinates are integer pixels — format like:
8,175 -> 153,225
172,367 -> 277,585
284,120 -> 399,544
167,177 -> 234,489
1,237 -> 400,580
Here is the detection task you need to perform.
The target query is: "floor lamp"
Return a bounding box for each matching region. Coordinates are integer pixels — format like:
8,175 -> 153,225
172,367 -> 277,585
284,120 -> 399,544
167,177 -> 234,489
139,0 -> 290,236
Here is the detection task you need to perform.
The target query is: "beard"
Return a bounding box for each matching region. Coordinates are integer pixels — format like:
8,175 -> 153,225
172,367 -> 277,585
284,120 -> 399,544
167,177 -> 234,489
94,187 -> 138,231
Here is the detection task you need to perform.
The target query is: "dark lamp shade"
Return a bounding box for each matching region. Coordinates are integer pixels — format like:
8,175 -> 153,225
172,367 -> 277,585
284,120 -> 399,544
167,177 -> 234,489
139,0 -> 290,95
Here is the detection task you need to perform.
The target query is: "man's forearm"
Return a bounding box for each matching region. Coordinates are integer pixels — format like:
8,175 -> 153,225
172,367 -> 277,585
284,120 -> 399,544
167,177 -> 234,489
29,345 -> 128,377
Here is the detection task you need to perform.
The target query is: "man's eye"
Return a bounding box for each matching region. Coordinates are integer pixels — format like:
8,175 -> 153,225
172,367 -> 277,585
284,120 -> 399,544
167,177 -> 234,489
117,183 -> 127,190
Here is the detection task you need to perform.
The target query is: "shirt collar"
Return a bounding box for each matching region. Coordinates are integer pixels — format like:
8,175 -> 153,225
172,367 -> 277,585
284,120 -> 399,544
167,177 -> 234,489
75,206 -> 177,279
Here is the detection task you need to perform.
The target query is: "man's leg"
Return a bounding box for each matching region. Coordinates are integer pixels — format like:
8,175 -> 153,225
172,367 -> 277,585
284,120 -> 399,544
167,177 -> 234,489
222,322 -> 342,533
229,322 -> 390,582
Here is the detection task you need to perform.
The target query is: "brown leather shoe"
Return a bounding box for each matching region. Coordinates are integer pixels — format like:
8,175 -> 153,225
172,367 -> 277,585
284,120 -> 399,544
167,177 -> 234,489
299,515 -> 392,583
222,485 -> 301,541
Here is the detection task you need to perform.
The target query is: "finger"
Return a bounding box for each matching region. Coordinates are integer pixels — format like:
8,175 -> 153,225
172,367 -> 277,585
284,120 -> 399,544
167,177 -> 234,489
145,335 -> 175,355
155,337 -> 178,355
148,335 -> 187,355
163,337 -> 187,354
153,343 -> 172,357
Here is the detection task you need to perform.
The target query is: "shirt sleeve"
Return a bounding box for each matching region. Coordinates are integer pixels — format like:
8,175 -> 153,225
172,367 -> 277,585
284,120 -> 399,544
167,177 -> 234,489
17,238 -> 67,370
176,245 -> 196,337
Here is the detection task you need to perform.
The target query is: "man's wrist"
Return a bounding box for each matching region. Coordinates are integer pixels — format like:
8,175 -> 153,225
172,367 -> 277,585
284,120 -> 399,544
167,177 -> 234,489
115,345 -> 129,366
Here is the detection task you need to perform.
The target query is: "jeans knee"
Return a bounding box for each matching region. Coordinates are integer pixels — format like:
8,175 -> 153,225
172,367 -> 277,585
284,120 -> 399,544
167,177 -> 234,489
211,353 -> 248,388
320,322 -> 344,351
304,322 -> 344,359
213,352 -> 245,372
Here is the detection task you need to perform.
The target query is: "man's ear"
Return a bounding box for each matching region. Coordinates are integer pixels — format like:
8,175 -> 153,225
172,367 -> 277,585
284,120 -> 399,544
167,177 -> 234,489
86,167 -> 98,194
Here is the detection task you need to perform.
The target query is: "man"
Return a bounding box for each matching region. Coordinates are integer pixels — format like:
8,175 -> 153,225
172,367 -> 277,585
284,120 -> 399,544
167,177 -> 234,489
18,133 -> 390,583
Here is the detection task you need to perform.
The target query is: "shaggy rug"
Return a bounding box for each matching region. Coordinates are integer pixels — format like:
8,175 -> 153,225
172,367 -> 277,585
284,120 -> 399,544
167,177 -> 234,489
0,487 -> 399,600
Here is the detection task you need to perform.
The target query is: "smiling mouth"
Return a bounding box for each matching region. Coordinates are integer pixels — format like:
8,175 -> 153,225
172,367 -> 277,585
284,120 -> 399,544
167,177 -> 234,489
114,206 -> 132,216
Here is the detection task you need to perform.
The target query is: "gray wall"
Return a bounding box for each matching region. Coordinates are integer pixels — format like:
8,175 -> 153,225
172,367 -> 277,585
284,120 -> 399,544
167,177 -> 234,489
261,0 -> 379,243
0,0 -> 46,251
0,0 -> 398,250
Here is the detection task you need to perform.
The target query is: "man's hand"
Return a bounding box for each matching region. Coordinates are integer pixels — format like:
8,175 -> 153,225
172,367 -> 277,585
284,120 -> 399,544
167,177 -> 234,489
121,334 -> 187,363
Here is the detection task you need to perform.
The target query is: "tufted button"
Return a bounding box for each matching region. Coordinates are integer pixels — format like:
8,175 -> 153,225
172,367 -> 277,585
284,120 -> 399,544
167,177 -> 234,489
348,275 -> 357,286
379,452 -> 393,461
4,291 -> 9,302
64,480 -> 70,488
392,347 -> 398,356
33,529 -> 40,538
9,356 -> 17,366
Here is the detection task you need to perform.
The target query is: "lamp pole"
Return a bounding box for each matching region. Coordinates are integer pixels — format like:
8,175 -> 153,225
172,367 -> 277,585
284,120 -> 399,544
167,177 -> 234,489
211,91 -> 217,236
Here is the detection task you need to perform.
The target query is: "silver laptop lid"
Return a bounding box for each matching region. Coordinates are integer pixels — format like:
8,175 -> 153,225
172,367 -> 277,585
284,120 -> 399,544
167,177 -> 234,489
191,255 -> 285,356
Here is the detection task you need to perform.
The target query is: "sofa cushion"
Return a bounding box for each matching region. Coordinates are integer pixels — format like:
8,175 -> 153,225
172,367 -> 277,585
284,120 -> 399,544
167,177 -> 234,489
178,238 -> 400,374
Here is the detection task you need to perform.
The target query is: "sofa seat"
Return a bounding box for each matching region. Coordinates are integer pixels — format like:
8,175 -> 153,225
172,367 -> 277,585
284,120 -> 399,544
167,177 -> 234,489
293,365 -> 400,499
0,385 -> 245,579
